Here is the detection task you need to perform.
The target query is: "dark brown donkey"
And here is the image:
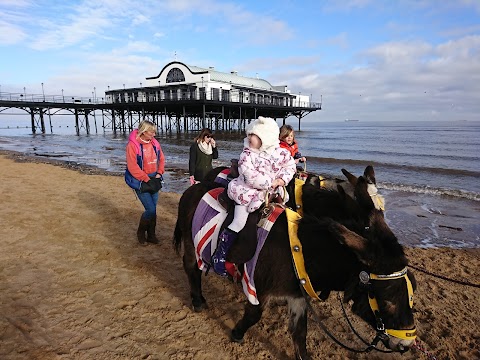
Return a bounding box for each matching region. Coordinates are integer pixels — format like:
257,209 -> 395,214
173,168 -> 417,360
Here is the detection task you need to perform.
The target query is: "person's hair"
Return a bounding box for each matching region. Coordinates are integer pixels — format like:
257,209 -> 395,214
279,125 -> 294,141
138,120 -> 156,135
194,128 -> 213,142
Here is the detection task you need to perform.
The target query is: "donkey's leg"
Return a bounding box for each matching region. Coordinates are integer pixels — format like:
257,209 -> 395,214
231,301 -> 263,343
182,240 -> 207,312
287,297 -> 309,360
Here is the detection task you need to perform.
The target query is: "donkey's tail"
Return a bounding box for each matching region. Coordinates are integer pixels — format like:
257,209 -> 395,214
173,219 -> 183,254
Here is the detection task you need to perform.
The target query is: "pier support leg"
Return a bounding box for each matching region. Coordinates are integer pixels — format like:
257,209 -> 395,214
85,112 -> 90,135
30,110 -> 36,134
75,108 -> 80,136
40,110 -> 46,134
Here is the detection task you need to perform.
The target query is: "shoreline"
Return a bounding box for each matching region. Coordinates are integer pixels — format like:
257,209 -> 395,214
0,149 -> 190,177
0,154 -> 479,359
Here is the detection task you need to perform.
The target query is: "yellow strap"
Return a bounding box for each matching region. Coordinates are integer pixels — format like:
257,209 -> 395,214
386,328 -> 417,340
318,175 -> 326,188
405,273 -> 414,308
368,293 -> 379,312
294,178 -> 305,216
286,208 -> 321,301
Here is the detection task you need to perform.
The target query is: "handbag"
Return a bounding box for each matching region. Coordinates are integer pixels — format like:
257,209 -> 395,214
140,175 -> 163,193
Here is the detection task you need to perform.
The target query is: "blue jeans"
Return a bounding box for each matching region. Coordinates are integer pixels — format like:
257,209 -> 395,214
135,189 -> 159,220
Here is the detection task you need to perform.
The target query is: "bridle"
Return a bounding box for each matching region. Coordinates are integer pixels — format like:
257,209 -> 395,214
359,267 -> 417,346
285,208 -> 416,353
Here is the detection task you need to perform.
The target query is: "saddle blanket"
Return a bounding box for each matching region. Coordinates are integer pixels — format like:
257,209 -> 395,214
192,187 -> 228,271
192,188 -> 285,305
214,168 -> 231,187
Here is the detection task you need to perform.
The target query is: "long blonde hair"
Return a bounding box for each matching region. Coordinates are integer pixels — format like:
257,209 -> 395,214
138,120 -> 156,135
279,124 -> 294,141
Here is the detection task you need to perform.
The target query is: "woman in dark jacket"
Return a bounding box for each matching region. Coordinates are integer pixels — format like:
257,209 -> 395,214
189,128 -> 218,185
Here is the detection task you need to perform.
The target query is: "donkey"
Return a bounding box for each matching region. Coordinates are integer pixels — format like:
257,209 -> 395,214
173,168 -> 416,359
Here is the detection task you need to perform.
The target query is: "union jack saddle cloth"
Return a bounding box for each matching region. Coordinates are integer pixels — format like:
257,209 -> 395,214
192,187 -> 285,305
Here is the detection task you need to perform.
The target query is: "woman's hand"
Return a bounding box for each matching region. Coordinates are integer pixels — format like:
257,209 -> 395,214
210,138 -> 216,147
189,175 -> 196,186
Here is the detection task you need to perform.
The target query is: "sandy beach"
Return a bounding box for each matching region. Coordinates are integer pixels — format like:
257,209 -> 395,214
0,153 -> 479,360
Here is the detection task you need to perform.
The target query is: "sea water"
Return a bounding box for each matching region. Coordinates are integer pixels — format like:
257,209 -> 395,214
0,120 -> 479,248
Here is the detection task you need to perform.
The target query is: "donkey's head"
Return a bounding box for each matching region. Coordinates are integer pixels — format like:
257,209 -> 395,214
303,166 -> 416,351
333,215 -> 417,351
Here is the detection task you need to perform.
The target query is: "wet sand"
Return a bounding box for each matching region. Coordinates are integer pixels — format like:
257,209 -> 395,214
0,153 -> 479,360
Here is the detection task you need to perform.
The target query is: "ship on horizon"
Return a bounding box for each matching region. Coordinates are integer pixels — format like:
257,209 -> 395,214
345,119 -> 359,122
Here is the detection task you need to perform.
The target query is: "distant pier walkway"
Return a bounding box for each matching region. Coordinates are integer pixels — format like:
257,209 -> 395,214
0,90 -> 321,135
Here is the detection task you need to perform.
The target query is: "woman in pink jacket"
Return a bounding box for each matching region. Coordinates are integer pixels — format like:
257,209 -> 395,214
125,120 -> 165,245
212,116 -> 296,276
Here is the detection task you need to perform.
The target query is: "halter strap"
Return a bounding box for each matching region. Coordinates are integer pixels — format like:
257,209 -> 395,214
363,268 -> 416,340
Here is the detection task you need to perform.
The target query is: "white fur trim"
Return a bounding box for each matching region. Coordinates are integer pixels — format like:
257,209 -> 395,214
246,116 -> 280,154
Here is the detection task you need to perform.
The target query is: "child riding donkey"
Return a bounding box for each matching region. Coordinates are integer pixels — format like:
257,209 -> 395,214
212,116 -> 297,276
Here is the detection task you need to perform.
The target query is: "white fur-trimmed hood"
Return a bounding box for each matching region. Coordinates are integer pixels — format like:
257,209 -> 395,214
245,116 -> 280,154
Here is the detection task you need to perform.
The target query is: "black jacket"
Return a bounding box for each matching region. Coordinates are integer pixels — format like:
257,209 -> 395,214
189,142 -> 219,181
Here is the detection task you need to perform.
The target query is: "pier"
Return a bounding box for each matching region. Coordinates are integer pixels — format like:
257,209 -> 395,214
0,61 -> 322,135
0,91 -> 321,135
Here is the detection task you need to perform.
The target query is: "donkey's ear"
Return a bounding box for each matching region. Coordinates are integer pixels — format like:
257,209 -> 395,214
354,176 -> 375,212
363,165 -> 376,185
341,168 -> 358,186
330,222 -> 374,267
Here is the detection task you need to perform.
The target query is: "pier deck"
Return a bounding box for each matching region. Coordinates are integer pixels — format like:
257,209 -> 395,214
0,91 -> 321,135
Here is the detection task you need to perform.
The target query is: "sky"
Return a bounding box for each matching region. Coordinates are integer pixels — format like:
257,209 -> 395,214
1,0 -> 479,122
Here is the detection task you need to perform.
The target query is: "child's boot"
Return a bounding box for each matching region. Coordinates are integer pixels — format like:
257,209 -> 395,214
212,228 -> 237,276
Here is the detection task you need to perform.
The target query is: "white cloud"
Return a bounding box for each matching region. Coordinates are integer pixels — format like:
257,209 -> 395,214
0,20 -> 26,44
363,41 -> 433,65
132,14 -> 150,26
280,34 -> 480,122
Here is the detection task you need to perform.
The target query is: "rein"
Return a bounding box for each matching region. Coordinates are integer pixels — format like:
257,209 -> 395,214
303,289 -> 393,353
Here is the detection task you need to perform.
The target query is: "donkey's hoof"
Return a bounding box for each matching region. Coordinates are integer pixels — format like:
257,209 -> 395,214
231,329 -> 244,343
193,303 -> 207,312
192,299 -> 208,312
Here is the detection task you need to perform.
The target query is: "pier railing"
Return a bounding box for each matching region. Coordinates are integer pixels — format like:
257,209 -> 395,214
0,92 -> 106,105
